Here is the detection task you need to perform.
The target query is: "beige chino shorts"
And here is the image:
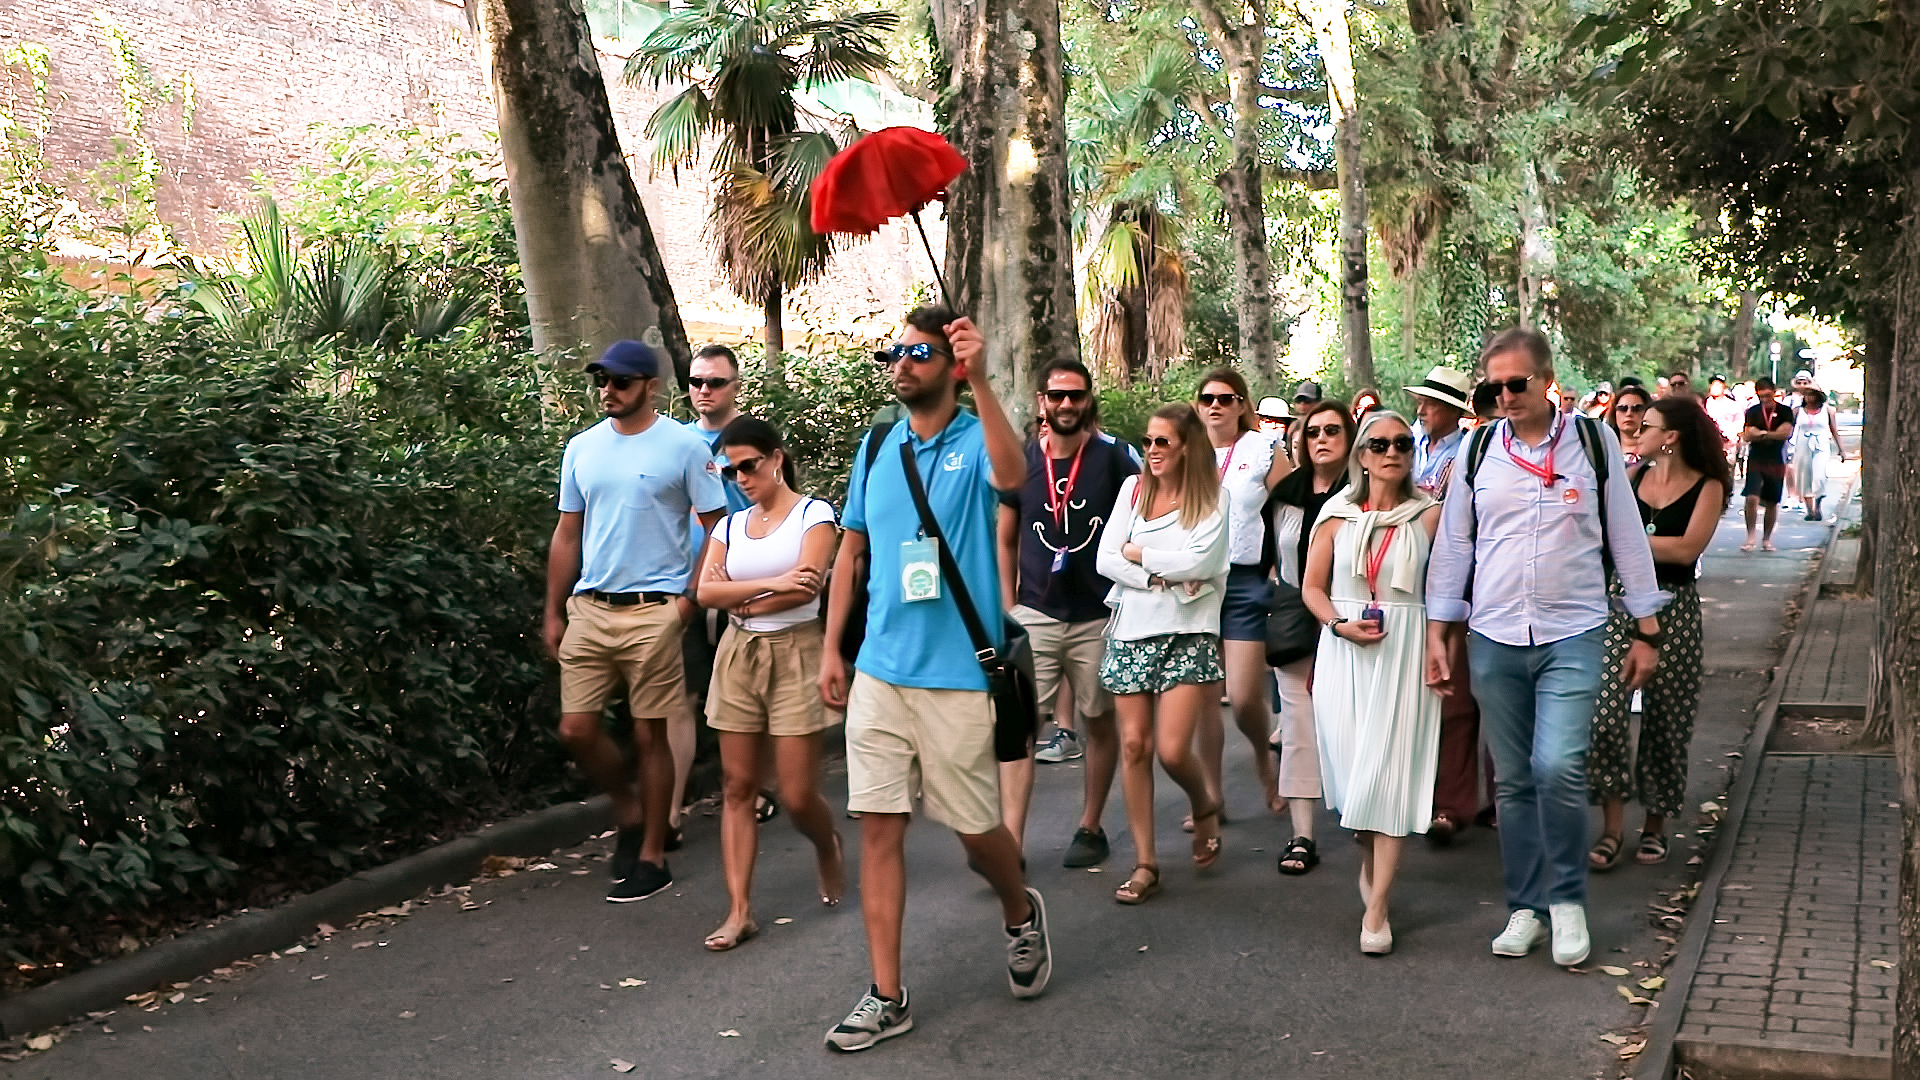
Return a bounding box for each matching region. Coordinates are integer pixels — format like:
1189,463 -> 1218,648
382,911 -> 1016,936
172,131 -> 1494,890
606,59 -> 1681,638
705,620 -> 833,737
1010,605 -> 1114,719
844,671 -> 1000,835
557,594 -> 685,717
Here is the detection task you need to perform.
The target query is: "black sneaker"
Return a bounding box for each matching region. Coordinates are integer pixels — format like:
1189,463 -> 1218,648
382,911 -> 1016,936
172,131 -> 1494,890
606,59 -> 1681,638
606,858 -> 671,903
1062,827 -> 1110,868
824,985 -> 912,1051
1006,886 -> 1051,999
610,826 -> 644,882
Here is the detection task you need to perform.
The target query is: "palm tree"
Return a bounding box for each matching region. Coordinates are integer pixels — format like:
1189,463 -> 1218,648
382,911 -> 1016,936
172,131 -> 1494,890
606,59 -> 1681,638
626,0 -> 896,368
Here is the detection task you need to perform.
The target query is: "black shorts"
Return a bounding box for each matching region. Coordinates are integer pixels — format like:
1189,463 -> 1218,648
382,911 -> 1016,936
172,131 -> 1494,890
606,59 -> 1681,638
1742,464 -> 1785,505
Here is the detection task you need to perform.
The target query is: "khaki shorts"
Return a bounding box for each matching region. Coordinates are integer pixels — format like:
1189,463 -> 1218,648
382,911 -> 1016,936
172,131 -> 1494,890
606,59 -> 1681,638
557,594 -> 686,717
844,671 -> 1000,835
705,620 -> 832,737
1011,605 -> 1114,719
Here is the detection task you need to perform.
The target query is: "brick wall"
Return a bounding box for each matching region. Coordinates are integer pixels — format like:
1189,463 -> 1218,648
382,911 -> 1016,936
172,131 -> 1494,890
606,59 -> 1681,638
1,0 -> 938,342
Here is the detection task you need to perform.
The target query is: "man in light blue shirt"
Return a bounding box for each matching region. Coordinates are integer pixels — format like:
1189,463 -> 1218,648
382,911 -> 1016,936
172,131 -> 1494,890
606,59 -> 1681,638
816,306 -> 1050,1051
1425,328 -> 1666,969
545,340 -> 725,904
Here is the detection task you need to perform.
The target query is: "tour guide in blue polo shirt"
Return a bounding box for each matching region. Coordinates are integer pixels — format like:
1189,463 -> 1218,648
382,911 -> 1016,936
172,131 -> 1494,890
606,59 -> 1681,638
817,306 -> 1052,1051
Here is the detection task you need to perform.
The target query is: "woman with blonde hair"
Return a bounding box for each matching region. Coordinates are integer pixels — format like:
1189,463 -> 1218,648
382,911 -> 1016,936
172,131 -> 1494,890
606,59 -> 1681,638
1097,403 -> 1230,903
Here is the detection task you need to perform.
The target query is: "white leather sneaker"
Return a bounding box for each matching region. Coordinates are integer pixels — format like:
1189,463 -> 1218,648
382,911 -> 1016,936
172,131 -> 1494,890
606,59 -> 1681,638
1550,903 -> 1591,966
1491,909 -> 1547,957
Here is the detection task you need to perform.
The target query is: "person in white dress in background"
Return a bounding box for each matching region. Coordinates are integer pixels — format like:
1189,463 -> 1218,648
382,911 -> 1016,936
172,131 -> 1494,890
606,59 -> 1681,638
1790,387 -> 1845,521
1300,411 -> 1443,956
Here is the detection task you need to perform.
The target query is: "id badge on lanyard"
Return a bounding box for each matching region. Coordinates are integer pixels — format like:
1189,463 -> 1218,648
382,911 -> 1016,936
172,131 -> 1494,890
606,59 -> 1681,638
901,537 -> 941,602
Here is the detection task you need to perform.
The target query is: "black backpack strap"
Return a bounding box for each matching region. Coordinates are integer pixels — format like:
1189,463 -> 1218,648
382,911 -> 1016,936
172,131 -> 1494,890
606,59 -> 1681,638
1462,424 -> 1497,548
897,441 -> 999,668
1572,415 -> 1615,580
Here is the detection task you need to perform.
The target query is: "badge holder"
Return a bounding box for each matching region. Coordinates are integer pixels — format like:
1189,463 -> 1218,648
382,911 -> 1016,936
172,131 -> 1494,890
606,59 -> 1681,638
901,537 -> 941,602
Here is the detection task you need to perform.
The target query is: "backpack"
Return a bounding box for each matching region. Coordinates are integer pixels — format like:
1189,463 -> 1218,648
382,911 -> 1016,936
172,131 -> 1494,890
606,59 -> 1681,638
836,420 -> 896,662
1461,413 -> 1616,583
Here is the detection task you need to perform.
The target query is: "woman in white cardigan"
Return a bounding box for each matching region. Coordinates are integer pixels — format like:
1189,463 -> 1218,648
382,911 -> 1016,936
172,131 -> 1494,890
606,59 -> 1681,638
1097,402 -> 1230,904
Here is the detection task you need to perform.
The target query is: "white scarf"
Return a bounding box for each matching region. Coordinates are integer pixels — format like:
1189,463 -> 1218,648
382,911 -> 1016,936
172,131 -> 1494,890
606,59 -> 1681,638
1315,488 -> 1435,597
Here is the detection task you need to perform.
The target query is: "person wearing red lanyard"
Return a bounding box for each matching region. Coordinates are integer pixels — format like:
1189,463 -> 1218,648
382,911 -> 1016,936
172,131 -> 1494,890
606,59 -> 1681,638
1738,377 -> 1795,551
996,359 -> 1139,868
1300,411 -> 1442,954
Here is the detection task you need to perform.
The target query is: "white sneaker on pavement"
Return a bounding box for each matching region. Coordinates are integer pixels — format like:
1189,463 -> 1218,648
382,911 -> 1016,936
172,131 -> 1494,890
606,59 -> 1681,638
1490,909 -> 1547,957
1549,903 -> 1591,966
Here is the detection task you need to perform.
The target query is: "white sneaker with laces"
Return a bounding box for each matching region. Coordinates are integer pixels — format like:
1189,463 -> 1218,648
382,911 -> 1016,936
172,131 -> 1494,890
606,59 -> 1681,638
1549,902 -> 1591,966
1491,909 -> 1547,957
1034,728 -> 1083,763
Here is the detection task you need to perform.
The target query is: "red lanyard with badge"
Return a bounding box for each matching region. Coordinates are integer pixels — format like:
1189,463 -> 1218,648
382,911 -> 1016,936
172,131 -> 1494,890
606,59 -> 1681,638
1041,435 -> 1086,573
1360,504 -> 1395,630
1503,412 -> 1580,505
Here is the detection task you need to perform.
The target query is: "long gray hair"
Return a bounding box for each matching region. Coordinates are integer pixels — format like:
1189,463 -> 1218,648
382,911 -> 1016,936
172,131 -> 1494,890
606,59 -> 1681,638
1348,410 -> 1418,506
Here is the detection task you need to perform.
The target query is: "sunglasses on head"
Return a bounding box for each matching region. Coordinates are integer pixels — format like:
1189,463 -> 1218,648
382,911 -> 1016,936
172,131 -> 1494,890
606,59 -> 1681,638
687,376 -> 733,390
591,372 -> 645,390
1196,392 -> 1241,407
875,342 -> 952,365
1365,435 -> 1416,454
1480,376 -> 1536,397
721,455 -> 767,481
1304,423 -> 1344,439
1140,435 -> 1177,449
1042,388 -> 1090,403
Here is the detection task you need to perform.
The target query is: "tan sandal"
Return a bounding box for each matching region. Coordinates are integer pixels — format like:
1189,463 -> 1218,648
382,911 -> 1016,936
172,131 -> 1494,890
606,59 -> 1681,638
818,832 -> 846,906
703,919 -> 758,952
1192,803 -> 1224,869
1114,864 -> 1160,905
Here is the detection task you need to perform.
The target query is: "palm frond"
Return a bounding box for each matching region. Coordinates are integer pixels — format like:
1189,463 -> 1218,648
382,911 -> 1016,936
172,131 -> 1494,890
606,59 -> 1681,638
1093,219 -> 1147,292
238,198 -> 297,318
645,85 -> 715,174
767,130 -> 839,191
296,241 -> 391,344
407,284 -> 487,341
709,51 -> 799,140
709,163 -> 831,299
791,12 -> 899,87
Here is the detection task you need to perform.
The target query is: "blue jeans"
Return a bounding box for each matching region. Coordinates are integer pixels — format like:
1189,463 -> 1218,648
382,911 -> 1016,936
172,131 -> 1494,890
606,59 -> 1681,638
1467,626 -> 1606,913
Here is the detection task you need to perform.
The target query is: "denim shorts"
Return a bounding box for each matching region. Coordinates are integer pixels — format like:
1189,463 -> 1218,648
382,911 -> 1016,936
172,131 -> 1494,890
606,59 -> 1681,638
1221,565 -> 1272,642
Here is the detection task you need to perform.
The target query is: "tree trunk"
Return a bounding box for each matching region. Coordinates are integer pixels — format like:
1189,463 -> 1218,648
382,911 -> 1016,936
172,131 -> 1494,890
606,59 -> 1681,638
1196,0 -> 1275,380
763,284 -> 784,372
1859,316 -> 1893,599
1309,0 -> 1374,391
1516,161 -> 1554,329
1885,146 -> 1920,1078
1400,267 -> 1421,372
473,0 -> 691,380
1729,289 -> 1758,381
936,0 -> 1080,427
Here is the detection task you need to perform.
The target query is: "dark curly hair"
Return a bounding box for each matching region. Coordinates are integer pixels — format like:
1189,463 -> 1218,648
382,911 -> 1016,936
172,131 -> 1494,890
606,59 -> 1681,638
1645,397 -> 1733,508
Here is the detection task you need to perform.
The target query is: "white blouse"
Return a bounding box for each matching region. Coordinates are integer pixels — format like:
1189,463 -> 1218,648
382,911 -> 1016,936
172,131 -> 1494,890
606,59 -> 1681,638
1215,429 -> 1277,566
1096,475 -> 1230,641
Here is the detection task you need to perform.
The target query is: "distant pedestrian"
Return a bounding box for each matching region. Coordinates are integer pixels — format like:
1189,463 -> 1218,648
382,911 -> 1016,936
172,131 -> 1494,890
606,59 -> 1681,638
1703,375 -> 1744,471
1791,388 -> 1845,521
1588,398 -> 1729,871
997,358 -> 1139,866
1352,389 -> 1382,425
1098,403 -> 1229,904
817,307 -> 1048,1051
1426,328 -> 1667,968
694,418 -> 846,949
1301,411 -> 1442,955
1607,384 -> 1653,468
545,341 -> 727,903
1665,371 -> 1693,400
1739,377 -> 1794,551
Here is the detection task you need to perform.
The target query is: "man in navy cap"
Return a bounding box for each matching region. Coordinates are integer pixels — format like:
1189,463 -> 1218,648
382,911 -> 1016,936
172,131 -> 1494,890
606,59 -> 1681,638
545,340 -> 727,902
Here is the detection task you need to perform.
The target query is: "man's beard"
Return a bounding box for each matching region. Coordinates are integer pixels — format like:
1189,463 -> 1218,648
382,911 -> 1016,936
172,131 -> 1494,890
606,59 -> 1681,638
603,398 -> 644,419
1046,408 -> 1086,435
896,379 -> 947,409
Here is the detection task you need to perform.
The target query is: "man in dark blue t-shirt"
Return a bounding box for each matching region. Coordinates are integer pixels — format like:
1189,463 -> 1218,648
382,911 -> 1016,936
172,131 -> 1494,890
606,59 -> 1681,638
997,359 -> 1137,867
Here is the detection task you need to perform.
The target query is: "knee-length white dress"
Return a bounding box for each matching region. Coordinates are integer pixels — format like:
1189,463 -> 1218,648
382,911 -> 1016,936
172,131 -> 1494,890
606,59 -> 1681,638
1312,503 -> 1443,837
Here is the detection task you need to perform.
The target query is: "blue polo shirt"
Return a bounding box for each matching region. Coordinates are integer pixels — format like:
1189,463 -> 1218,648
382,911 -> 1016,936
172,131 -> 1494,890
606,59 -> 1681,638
843,408 -> 1005,691
558,416 -> 727,593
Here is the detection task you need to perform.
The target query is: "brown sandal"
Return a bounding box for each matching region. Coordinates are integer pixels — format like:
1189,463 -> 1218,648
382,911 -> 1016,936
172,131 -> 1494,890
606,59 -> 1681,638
1115,864 -> 1160,904
1191,804 -> 1224,869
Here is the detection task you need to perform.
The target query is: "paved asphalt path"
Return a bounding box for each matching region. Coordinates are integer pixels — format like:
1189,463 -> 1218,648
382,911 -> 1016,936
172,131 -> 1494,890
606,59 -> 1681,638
7,483 -> 1842,1080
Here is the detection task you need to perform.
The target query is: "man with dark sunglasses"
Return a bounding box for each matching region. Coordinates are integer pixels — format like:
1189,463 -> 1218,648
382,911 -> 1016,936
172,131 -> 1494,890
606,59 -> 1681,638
546,340 -> 727,903
996,358 -> 1139,867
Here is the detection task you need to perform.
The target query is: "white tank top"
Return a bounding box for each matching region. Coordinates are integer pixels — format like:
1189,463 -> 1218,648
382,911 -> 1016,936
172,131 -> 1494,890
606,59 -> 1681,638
714,497 -> 838,631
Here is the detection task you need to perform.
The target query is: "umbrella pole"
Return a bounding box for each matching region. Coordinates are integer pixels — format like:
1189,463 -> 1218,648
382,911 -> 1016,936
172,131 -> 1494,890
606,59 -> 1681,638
910,207 -> 953,312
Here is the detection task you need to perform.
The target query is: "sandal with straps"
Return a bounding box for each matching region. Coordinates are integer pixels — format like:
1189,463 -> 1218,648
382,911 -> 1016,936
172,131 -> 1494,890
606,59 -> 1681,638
1191,803 -> 1224,869
1589,833 -> 1626,871
1277,836 -> 1319,876
1635,831 -> 1669,865
1114,864 -> 1160,905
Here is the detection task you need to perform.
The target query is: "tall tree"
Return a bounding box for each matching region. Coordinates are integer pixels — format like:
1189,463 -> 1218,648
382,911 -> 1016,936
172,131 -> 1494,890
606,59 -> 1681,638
1303,0 -> 1373,387
933,0 -> 1080,423
474,0 -> 689,376
1728,288 -> 1757,380
627,0 -> 896,371
1193,0 -> 1279,379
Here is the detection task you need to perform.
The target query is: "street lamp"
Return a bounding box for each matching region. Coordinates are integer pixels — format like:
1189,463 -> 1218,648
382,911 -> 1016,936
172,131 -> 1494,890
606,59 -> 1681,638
1770,341 -> 1781,383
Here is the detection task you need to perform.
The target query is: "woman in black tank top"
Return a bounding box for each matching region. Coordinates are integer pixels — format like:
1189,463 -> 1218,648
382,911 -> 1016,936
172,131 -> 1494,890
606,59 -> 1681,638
1587,398 -> 1731,871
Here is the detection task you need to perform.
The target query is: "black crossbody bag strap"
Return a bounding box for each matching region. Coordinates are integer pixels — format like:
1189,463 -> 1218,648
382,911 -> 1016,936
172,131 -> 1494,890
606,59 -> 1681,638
897,441 -> 999,668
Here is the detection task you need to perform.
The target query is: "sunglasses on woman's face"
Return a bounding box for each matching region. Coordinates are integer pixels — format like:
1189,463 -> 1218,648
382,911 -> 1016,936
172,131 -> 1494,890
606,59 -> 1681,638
721,456 -> 767,481
687,377 -> 733,390
1615,402 -> 1647,414
1365,435 -> 1416,454
1140,435 -> 1177,449
591,372 -> 642,390
1480,376 -> 1535,397
875,342 -> 952,365
1304,424 -> 1344,439
1196,392 -> 1241,407
1042,388 -> 1089,403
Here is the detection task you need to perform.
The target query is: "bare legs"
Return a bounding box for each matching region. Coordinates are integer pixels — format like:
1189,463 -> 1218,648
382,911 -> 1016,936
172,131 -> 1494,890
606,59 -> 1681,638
711,731 -> 845,947
668,705 -> 696,830
999,756 -> 1035,850
1742,495 -> 1779,551
1078,709 -> 1119,832
861,813 -> 1031,1001
1357,832 -> 1405,933
557,711 -> 673,865
1116,682 -> 1223,877
1223,640 -> 1281,812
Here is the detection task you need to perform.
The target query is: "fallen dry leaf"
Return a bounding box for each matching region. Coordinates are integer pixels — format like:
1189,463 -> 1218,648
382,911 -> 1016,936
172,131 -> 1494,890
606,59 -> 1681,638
618,978 -> 646,987
284,945 -> 307,955
570,870 -> 591,875
773,918 -> 793,925
352,941 -> 374,950
168,992 -> 185,1004
1639,976 -> 1666,991
1619,1041 -> 1646,1058
399,1011 -> 416,1019
374,905 -> 409,917
25,1035 -> 54,1051
461,901 -> 480,911
316,922 -> 337,937
310,975 -> 328,981
718,1029 -> 741,1038
599,984 -> 613,990
1137,945 -> 1149,952
1616,986 -> 1655,1005
610,1059 -> 636,1073
1599,1033 -> 1627,1045
1599,965 -> 1630,976
1700,801 -> 1721,814
1872,959 -> 1896,970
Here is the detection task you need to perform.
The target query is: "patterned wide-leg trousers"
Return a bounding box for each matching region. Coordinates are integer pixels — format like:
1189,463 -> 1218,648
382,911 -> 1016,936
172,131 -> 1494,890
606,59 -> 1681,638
1586,581 -> 1704,818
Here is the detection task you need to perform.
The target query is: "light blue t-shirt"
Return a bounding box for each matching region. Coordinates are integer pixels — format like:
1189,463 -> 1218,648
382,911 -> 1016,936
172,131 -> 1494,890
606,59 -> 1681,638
682,419 -> 753,568
558,416 -> 727,593
843,408 -> 1005,691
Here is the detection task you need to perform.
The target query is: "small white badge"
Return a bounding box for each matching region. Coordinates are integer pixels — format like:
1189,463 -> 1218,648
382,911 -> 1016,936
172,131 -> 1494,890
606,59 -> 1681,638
900,538 -> 941,602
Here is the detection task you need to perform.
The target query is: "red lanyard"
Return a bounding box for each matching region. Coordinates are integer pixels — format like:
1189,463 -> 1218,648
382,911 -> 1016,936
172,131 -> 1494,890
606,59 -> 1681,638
1501,413 -> 1563,487
1041,436 -> 1087,531
1361,505 -> 1398,601
1217,438 -> 1236,478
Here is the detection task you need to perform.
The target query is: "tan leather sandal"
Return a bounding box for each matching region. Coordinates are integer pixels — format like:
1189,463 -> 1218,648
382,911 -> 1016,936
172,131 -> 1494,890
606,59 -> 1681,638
1114,864 -> 1160,905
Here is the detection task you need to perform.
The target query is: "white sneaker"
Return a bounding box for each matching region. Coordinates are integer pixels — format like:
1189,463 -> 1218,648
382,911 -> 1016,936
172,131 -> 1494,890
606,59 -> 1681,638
1549,903 -> 1591,966
1491,909 -> 1547,957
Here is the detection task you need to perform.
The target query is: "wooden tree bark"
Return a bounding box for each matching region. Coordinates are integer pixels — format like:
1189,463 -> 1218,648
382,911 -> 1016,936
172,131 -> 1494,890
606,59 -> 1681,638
1516,161 -> 1554,329
1308,0 -> 1373,389
935,0 -> 1080,426
1195,0 -> 1277,380
1859,317 -> 1893,600
1729,288 -> 1758,380
763,285 -> 784,370
474,0 -> 690,379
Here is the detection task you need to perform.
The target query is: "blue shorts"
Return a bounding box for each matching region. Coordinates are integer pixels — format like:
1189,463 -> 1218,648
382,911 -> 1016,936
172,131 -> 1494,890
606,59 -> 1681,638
1221,565 -> 1272,642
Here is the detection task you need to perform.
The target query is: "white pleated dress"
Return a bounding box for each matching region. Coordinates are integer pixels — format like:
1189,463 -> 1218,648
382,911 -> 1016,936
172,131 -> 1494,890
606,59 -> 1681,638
1313,518 -> 1442,837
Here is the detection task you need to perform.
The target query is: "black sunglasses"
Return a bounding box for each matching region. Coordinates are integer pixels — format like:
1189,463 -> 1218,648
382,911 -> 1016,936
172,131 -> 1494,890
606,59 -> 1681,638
1480,376 -> 1535,397
875,342 -> 952,365
1304,423 -> 1345,439
1615,402 -> 1647,414
1140,435 -> 1177,449
687,377 -> 734,390
1042,388 -> 1090,403
1365,435 -> 1416,454
721,455 -> 767,481
1197,392 -> 1241,407
591,372 -> 646,390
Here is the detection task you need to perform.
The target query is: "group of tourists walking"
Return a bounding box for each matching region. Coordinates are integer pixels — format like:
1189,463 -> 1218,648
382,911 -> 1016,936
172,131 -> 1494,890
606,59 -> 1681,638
543,312 -> 1755,1051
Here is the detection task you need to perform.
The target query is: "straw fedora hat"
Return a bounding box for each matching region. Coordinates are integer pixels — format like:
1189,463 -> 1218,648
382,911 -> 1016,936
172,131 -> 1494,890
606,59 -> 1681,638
1403,366 -> 1474,412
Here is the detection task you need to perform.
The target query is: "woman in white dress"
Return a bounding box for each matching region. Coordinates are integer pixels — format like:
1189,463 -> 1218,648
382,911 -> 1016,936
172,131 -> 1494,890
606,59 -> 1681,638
1300,411 -> 1442,955
1791,388 -> 1845,520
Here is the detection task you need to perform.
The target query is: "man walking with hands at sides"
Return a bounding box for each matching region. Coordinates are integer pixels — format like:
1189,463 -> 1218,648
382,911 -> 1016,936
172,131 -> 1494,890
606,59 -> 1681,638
818,306 -> 1047,1051
998,359 -> 1139,864
1740,377 -> 1795,552
1425,328 -> 1667,968
546,341 -> 727,903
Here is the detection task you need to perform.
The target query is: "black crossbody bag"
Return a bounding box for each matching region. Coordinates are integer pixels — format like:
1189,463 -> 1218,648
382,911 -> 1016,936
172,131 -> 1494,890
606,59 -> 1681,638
896,441 -> 1038,762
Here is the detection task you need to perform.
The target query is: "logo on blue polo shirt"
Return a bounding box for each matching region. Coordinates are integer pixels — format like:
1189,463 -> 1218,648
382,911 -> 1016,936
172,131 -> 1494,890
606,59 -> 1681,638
943,451 -> 965,471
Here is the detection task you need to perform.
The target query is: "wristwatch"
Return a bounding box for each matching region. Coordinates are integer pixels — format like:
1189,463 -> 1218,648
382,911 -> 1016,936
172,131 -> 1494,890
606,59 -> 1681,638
1632,626 -> 1667,648
1325,616 -> 1349,630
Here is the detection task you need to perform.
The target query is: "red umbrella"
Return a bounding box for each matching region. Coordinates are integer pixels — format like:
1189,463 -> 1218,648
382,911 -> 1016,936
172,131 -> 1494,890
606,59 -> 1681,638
811,126 -> 966,308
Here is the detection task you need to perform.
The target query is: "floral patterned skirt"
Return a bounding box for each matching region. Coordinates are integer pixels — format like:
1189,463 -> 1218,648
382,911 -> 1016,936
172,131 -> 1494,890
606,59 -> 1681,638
1099,632 -> 1226,695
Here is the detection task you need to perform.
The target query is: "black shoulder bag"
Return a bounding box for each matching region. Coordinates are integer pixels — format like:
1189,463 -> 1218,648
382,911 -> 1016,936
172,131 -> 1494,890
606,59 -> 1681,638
897,441 -> 1038,762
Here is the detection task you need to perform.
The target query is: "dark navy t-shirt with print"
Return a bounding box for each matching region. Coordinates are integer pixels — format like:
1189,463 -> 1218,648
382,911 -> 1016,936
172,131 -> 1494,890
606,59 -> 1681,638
1001,431 -> 1140,623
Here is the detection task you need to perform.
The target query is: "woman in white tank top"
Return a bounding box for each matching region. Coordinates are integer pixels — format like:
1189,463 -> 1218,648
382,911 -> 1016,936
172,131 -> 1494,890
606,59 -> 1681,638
1790,388 -> 1844,521
693,417 -> 845,951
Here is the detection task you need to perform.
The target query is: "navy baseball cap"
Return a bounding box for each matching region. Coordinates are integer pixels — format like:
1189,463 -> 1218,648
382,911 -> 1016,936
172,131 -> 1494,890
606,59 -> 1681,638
586,340 -> 660,378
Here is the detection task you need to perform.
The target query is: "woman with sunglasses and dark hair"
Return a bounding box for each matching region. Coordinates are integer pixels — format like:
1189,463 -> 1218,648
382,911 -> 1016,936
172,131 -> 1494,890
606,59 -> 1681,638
1264,400 -> 1355,876
1195,368 -> 1294,825
1607,384 -> 1654,467
1587,398 -> 1729,872
693,416 -> 847,951
1097,403 -> 1230,903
